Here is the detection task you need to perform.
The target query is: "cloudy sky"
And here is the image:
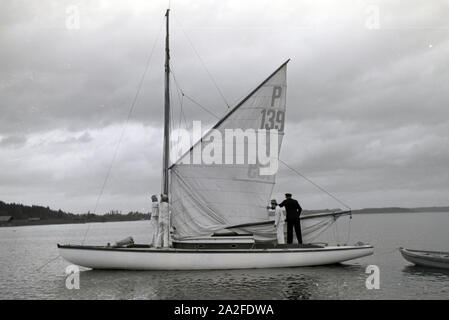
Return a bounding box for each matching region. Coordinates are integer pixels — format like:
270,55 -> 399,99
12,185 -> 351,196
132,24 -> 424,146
1,0 -> 448,214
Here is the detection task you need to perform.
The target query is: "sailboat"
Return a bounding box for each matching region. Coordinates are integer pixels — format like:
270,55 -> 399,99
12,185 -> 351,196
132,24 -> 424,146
58,10 -> 374,270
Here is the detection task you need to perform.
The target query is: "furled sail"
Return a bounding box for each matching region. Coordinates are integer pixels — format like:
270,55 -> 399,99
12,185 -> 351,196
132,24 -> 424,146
170,61 -> 289,239
227,211 -> 352,242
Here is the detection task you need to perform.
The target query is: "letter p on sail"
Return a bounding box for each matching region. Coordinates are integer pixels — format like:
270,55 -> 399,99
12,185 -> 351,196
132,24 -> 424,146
271,86 -> 282,107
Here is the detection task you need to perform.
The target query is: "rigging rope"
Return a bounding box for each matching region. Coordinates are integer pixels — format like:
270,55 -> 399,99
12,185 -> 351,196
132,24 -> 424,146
169,71 -> 176,150
345,214 -> 352,245
169,69 -> 189,128
278,159 -> 353,245
176,95 -> 185,157
345,215 -> 352,245
36,255 -> 61,271
82,20 -> 163,245
279,159 -> 352,211
183,94 -> 220,119
173,14 -> 231,109
172,82 -> 185,158
169,70 -> 189,160
170,67 -> 220,120
333,218 -> 340,244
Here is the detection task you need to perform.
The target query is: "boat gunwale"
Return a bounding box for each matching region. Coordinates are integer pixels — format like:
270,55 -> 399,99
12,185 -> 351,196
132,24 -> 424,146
400,247 -> 449,256
58,243 -> 373,254
400,247 -> 449,263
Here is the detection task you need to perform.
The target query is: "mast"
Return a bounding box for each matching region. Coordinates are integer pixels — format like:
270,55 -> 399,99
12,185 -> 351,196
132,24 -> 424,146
162,9 -> 170,196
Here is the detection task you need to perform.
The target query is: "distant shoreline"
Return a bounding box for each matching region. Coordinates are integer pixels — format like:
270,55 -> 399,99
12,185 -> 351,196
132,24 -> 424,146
1,205 -> 448,228
301,206 -> 449,215
0,200 -> 151,228
0,217 -> 149,228
350,206 -> 449,214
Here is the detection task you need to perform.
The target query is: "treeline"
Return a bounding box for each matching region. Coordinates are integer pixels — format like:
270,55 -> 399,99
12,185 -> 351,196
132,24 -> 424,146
352,206 -> 449,214
0,201 -> 149,223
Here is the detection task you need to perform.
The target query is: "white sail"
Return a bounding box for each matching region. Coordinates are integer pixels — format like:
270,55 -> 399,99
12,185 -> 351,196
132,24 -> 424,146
170,61 -> 288,238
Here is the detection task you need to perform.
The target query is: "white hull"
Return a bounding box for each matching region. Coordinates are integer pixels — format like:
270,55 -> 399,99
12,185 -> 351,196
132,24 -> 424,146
58,244 -> 374,270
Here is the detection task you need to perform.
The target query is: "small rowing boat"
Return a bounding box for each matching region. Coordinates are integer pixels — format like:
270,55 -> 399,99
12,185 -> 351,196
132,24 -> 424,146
399,247 -> 449,269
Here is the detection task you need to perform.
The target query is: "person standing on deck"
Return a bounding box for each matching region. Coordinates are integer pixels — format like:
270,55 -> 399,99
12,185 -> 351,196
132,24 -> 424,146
149,195 -> 159,246
279,193 -> 303,244
156,194 -> 171,248
271,199 -> 286,244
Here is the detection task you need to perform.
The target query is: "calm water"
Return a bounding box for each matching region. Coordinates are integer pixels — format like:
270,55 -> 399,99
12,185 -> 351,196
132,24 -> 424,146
1,212 -> 449,300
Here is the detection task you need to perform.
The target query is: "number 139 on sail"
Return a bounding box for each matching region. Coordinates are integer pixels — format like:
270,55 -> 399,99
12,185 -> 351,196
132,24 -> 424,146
260,109 -> 285,131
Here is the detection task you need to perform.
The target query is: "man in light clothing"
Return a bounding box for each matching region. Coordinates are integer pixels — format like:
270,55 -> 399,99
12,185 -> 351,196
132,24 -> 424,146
149,195 -> 159,247
155,194 -> 170,248
271,199 -> 286,245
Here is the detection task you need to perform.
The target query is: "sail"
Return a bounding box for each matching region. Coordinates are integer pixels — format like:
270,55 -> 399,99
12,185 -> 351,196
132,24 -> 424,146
170,61 -> 289,238
299,210 -> 351,243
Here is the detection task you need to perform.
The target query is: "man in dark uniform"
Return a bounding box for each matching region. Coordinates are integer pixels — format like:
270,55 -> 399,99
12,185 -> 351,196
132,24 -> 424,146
279,193 -> 303,244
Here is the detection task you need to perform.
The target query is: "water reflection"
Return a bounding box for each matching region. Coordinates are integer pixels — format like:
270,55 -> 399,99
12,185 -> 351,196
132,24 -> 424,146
49,263 -> 370,300
402,265 -> 449,278
3,214 -> 449,299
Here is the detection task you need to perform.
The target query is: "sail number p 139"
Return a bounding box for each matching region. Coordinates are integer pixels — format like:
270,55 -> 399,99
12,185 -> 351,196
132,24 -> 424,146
260,85 -> 285,131
260,109 -> 285,131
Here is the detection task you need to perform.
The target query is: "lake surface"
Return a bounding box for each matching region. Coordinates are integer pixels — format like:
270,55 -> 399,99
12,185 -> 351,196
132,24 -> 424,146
1,212 -> 449,299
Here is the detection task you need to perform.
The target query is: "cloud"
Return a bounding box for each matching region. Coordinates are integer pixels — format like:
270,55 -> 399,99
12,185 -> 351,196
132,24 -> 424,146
58,131 -> 93,144
0,135 -> 27,147
0,123 -> 162,213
